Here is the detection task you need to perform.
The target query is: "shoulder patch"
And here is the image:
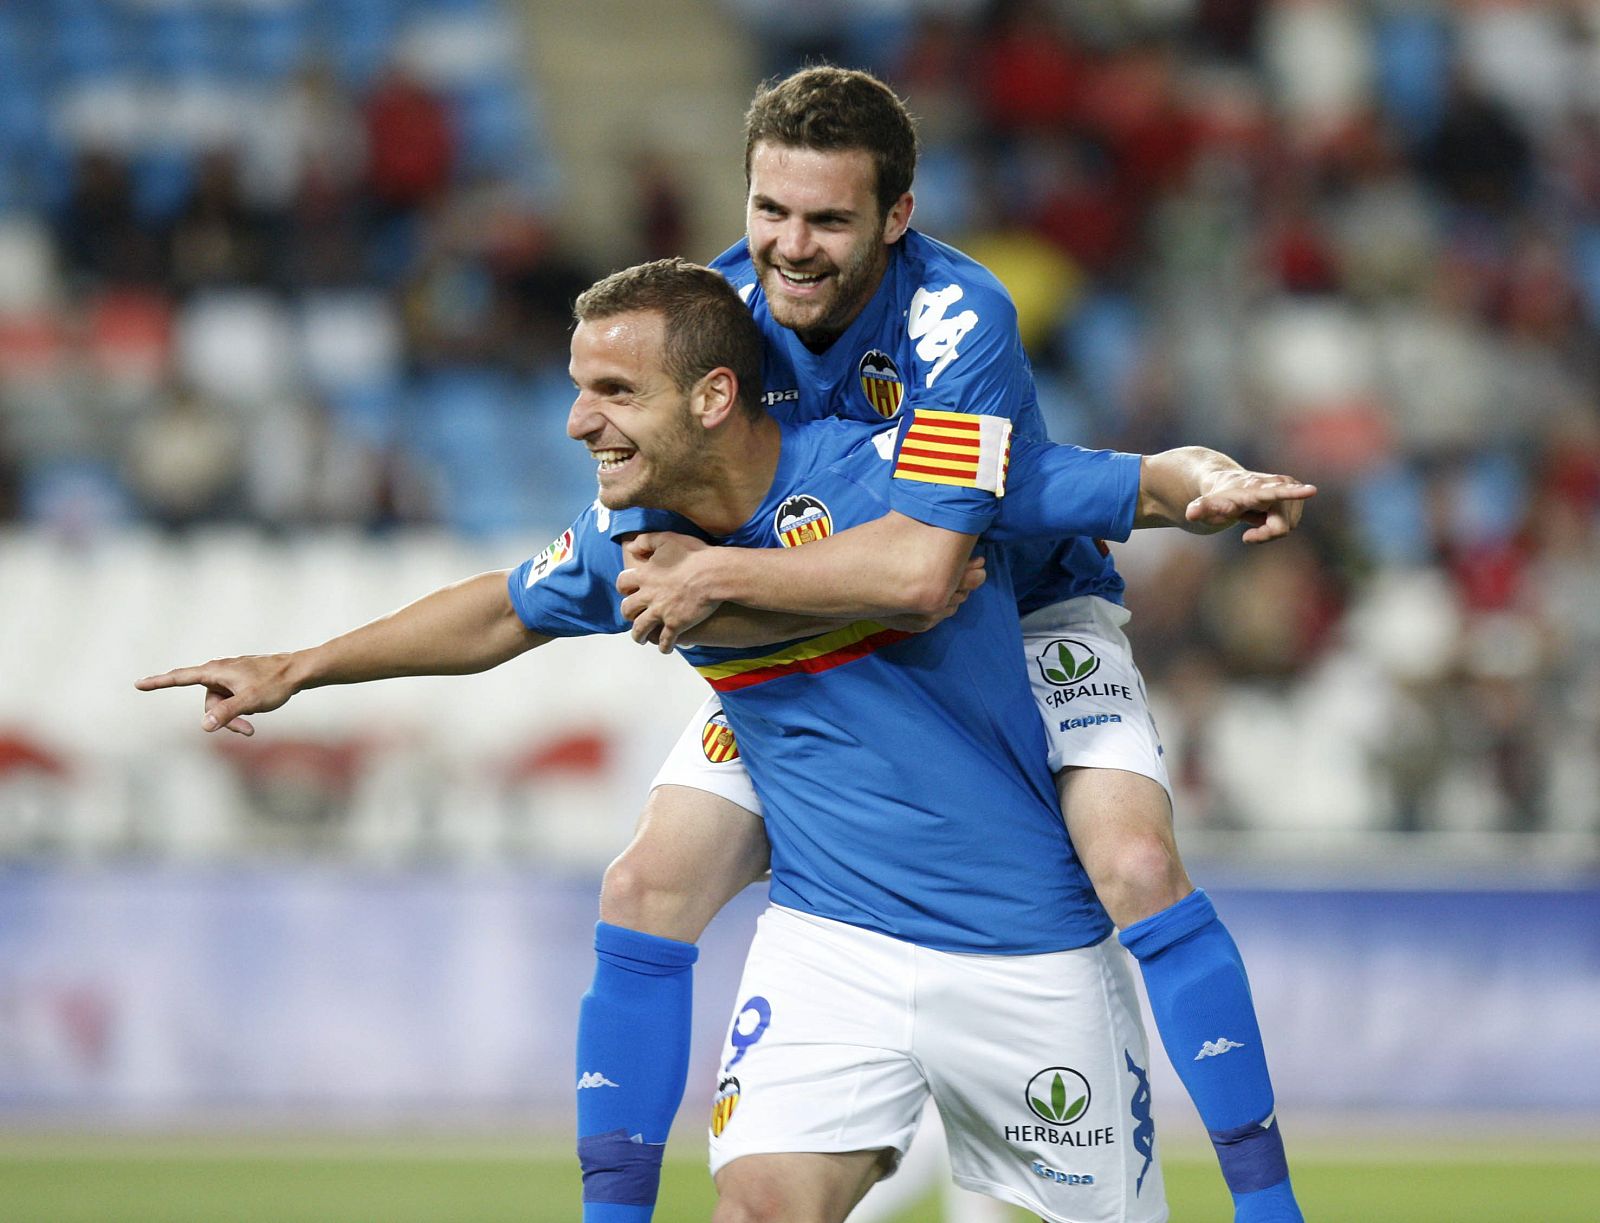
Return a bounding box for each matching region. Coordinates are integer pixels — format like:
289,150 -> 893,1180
907,285 -> 980,387
857,349 -> 904,418
523,528 -> 575,587
893,410 -> 1011,494
773,494 -> 832,548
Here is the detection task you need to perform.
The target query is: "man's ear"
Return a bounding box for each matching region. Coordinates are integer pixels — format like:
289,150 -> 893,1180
882,192 -> 914,245
692,366 -> 741,429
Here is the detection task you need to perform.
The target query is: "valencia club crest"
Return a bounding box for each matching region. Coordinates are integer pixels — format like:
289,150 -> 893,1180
858,349 -> 904,418
774,494 -> 832,548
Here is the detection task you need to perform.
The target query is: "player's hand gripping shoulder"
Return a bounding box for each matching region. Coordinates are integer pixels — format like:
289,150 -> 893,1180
135,653 -> 301,737
618,531 -> 987,653
617,532 -> 720,652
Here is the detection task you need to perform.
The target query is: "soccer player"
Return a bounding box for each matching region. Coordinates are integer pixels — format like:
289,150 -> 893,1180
583,68 -> 1306,1223
135,260 -> 1311,1222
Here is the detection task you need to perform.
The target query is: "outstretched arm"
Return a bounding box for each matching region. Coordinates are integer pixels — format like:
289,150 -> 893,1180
135,570 -> 549,735
1136,447 -> 1316,542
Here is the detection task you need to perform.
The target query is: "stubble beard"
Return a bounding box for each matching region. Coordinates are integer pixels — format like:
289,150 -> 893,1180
762,240 -> 886,348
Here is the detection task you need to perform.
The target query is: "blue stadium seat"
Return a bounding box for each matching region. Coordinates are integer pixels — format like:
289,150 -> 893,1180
131,151 -> 195,222
141,5 -> 223,80
1058,291 -> 1146,424
324,0 -> 403,88
448,78 -> 527,175
233,4 -> 316,83
49,6 -> 132,82
1374,11 -> 1450,144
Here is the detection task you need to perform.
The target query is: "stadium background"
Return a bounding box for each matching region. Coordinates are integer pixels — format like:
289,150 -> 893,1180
0,0 -> 1596,1219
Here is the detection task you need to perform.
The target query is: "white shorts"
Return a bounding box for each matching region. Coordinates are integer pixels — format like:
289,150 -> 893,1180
706,906 -> 1167,1223
650,596 -> 1170,818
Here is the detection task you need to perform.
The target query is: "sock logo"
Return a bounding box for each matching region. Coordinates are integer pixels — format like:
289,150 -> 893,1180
577,1071 -> 620,1089
1194,1037 -> 1245,1060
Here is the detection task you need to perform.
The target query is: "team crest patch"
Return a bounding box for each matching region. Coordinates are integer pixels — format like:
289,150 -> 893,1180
522,528 -> 574,587
774,494 -> 832,548
701,711 -> 740,763
711,1075 -> 741,1137
858,349 -> 904,418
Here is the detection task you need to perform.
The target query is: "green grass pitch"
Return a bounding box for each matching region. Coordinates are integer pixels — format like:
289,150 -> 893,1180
1,1135 -> 1596,1222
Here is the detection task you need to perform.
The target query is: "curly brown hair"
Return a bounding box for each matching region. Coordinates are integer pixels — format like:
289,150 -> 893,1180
743,66 -> 918,219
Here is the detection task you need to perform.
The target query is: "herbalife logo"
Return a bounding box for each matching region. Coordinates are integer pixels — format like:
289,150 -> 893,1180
1036,638 -> 1100,687
577,1071 -> 620,1089
1024,1067 -> 1091,1126
1195,1038 -> 1245,1061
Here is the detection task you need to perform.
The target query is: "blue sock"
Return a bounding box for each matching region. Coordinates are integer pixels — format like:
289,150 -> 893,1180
1120,890 -> 1302,1222
576,921 -> 699,1223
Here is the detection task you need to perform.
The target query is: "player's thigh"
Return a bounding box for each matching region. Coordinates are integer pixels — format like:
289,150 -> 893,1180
917,939 -> 1166,1223
1021,598 -> 1173,796
707,908 -> 927,1182
1055,767 -> 1188,928
714,1150 -> 892,1223
601,698 -> 769,941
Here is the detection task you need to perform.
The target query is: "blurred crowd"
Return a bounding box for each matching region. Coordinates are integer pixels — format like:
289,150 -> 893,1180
3,0 -> 1599,844
0,0 -> 602,539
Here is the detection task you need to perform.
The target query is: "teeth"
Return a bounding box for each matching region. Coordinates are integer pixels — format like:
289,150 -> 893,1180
593,449 -> 634,471
779,269 -> 824,285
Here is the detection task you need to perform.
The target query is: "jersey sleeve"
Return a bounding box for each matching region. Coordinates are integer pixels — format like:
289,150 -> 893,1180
986,437 -> 1141,544
887,278 -> 1033,530
506,506 -> 630,638
606,506 -> 681,538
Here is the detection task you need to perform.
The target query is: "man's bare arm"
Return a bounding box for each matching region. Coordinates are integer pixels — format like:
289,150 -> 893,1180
1137,447 -> 1316,542
618,515 -> 978,650
135,571 -> 548,735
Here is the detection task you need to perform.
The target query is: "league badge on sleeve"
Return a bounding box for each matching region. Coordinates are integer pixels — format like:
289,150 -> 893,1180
857,349 -> 904,418
773,494 -> 832,548
523,528 -> 574,587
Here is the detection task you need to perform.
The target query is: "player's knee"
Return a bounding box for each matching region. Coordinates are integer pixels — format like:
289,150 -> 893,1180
598,853 -> 678,928
712,1183 -> 822,1223
1091,832 -> 1191,926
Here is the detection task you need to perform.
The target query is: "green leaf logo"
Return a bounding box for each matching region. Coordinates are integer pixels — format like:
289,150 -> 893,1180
1024,1066 -> 1092,1125
1037,639 -> 1100,687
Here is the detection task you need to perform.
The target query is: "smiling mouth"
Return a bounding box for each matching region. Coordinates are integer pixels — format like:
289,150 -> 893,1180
774,267 -> 828,291
591,448 -> 636,473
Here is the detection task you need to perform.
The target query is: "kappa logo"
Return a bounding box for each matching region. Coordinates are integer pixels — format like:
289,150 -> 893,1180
1125,1049 -> 1155,1196
774,494 -> 832,548
524,528 -> 575,587
908,284 -> 979,387
1195,1038 -> 1245,1060
701,711 -> 740,764
711,1075 -> 741,1137
857,349 -> 904,418
1036,638 -> 1101,686
577,1071 -> 619,1090
1025,1067 -> 1091,1126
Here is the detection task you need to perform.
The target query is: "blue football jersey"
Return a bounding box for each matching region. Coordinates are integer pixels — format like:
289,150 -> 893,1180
708,228 -> 1125,614
508,415 -> 1138,954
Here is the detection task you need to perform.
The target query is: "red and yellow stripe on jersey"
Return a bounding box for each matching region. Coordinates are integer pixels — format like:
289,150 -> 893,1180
695,620 -> 913,693
892,409 -> 1012,494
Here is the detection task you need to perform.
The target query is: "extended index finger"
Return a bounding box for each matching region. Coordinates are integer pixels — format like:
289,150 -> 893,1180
135,666 -> 213,691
